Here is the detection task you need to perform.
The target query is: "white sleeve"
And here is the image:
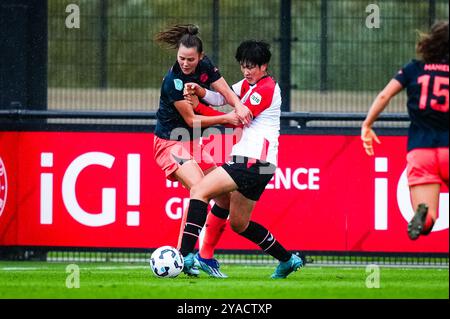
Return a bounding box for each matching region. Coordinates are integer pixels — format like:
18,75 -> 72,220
232,80 -> 244,97
203,89 -> 227,106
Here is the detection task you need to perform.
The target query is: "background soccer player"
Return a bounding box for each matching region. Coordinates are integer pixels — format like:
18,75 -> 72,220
361,21 -> 449,240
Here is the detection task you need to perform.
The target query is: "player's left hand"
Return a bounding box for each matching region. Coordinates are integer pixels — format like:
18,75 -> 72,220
184,83 -> 205,98
361,126 -> 381,156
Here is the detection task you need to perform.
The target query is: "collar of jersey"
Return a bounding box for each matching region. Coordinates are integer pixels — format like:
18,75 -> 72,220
248,74 -> 271,87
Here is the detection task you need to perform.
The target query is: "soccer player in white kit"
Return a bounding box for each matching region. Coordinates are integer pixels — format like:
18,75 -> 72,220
180,40 -> 304,278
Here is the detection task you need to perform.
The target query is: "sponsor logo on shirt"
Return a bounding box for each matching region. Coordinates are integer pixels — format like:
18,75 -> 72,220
250,92 -> 262,105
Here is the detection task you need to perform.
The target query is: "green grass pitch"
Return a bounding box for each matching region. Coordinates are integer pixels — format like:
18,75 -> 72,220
0,261 -> 448,299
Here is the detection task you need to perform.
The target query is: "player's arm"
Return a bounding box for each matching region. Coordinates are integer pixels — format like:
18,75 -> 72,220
240,85 -> 274,118
211,77 -> 253,125
184,93 -> 240,128
174,99 -> 240,128
361,79 -> 403,156
184,82 -> 226,106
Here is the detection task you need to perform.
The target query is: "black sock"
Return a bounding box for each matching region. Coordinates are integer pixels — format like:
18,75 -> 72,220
180,199 -> 208,256
211,204 -> 229,219
238,221 -> 291,262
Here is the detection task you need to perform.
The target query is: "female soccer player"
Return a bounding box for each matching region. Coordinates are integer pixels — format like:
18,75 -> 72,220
361,21 -> 449,240
179,40 -> 303,279
154,24 -> 250,277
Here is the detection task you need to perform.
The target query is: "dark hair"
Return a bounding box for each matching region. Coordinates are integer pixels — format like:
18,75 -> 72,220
416,20 -> 449,63
235,40 -> 272,67
154,24 -> 203,53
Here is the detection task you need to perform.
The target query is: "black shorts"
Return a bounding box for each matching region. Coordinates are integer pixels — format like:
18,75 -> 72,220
221,156 -> 276,201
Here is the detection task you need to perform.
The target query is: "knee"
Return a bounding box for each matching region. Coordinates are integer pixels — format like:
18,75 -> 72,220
214,194 -> 230,210
229,219 -> 247,234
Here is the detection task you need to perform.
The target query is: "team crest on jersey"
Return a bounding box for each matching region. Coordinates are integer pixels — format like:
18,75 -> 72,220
0,157 -> 7,217
250,92 -> 262,105
173,79 -> 183,91
200,73 -> 209,83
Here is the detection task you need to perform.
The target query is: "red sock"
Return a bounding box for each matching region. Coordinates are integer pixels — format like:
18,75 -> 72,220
421,214 -> 435,235
200,213 -> 227,259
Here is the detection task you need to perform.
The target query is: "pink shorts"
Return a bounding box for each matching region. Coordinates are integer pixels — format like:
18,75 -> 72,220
153,136 -> 216,181
406,147 -> 449,186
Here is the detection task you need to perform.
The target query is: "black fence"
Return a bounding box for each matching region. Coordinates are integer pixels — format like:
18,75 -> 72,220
2,0 -> 448,117
0,108 -> 410,134
44,0 -> 449,115
1,246 -> 448,268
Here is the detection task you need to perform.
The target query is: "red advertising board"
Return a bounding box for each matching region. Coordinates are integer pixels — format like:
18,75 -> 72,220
0,131 -> 448,253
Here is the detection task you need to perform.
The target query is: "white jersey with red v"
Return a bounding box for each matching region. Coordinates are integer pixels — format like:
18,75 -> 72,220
231,76 -> 281,166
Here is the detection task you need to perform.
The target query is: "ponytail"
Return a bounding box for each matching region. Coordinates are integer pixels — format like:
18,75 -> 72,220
155,24 -> 203,53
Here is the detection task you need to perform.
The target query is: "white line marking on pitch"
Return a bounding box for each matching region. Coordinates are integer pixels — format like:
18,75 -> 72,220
0,265 -> 148,271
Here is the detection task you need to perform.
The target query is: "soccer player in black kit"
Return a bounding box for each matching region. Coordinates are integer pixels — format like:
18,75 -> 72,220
361,21 -> 449,240
153,24 -> 250,277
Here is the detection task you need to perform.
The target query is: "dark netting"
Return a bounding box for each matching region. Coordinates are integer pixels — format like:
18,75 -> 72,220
47,0 -> 449,120
1,248 -> 448,268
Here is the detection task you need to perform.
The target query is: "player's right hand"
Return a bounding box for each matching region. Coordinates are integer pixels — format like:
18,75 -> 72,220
235,102 -> 253,126
361,126 -> 381,156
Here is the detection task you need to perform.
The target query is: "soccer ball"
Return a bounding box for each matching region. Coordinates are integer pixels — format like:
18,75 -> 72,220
149,246 -> 184,278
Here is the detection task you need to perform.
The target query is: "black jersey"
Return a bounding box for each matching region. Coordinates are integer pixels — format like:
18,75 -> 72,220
155,56 -> 222,140
394,59 -> 449,151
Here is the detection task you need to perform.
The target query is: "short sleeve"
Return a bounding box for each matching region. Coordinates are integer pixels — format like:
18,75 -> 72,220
162,75 -> 185,104
243,81 -> 276,118
232,80 -> 245,97
393,60 -> 416,88
198,55 -> 222,85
